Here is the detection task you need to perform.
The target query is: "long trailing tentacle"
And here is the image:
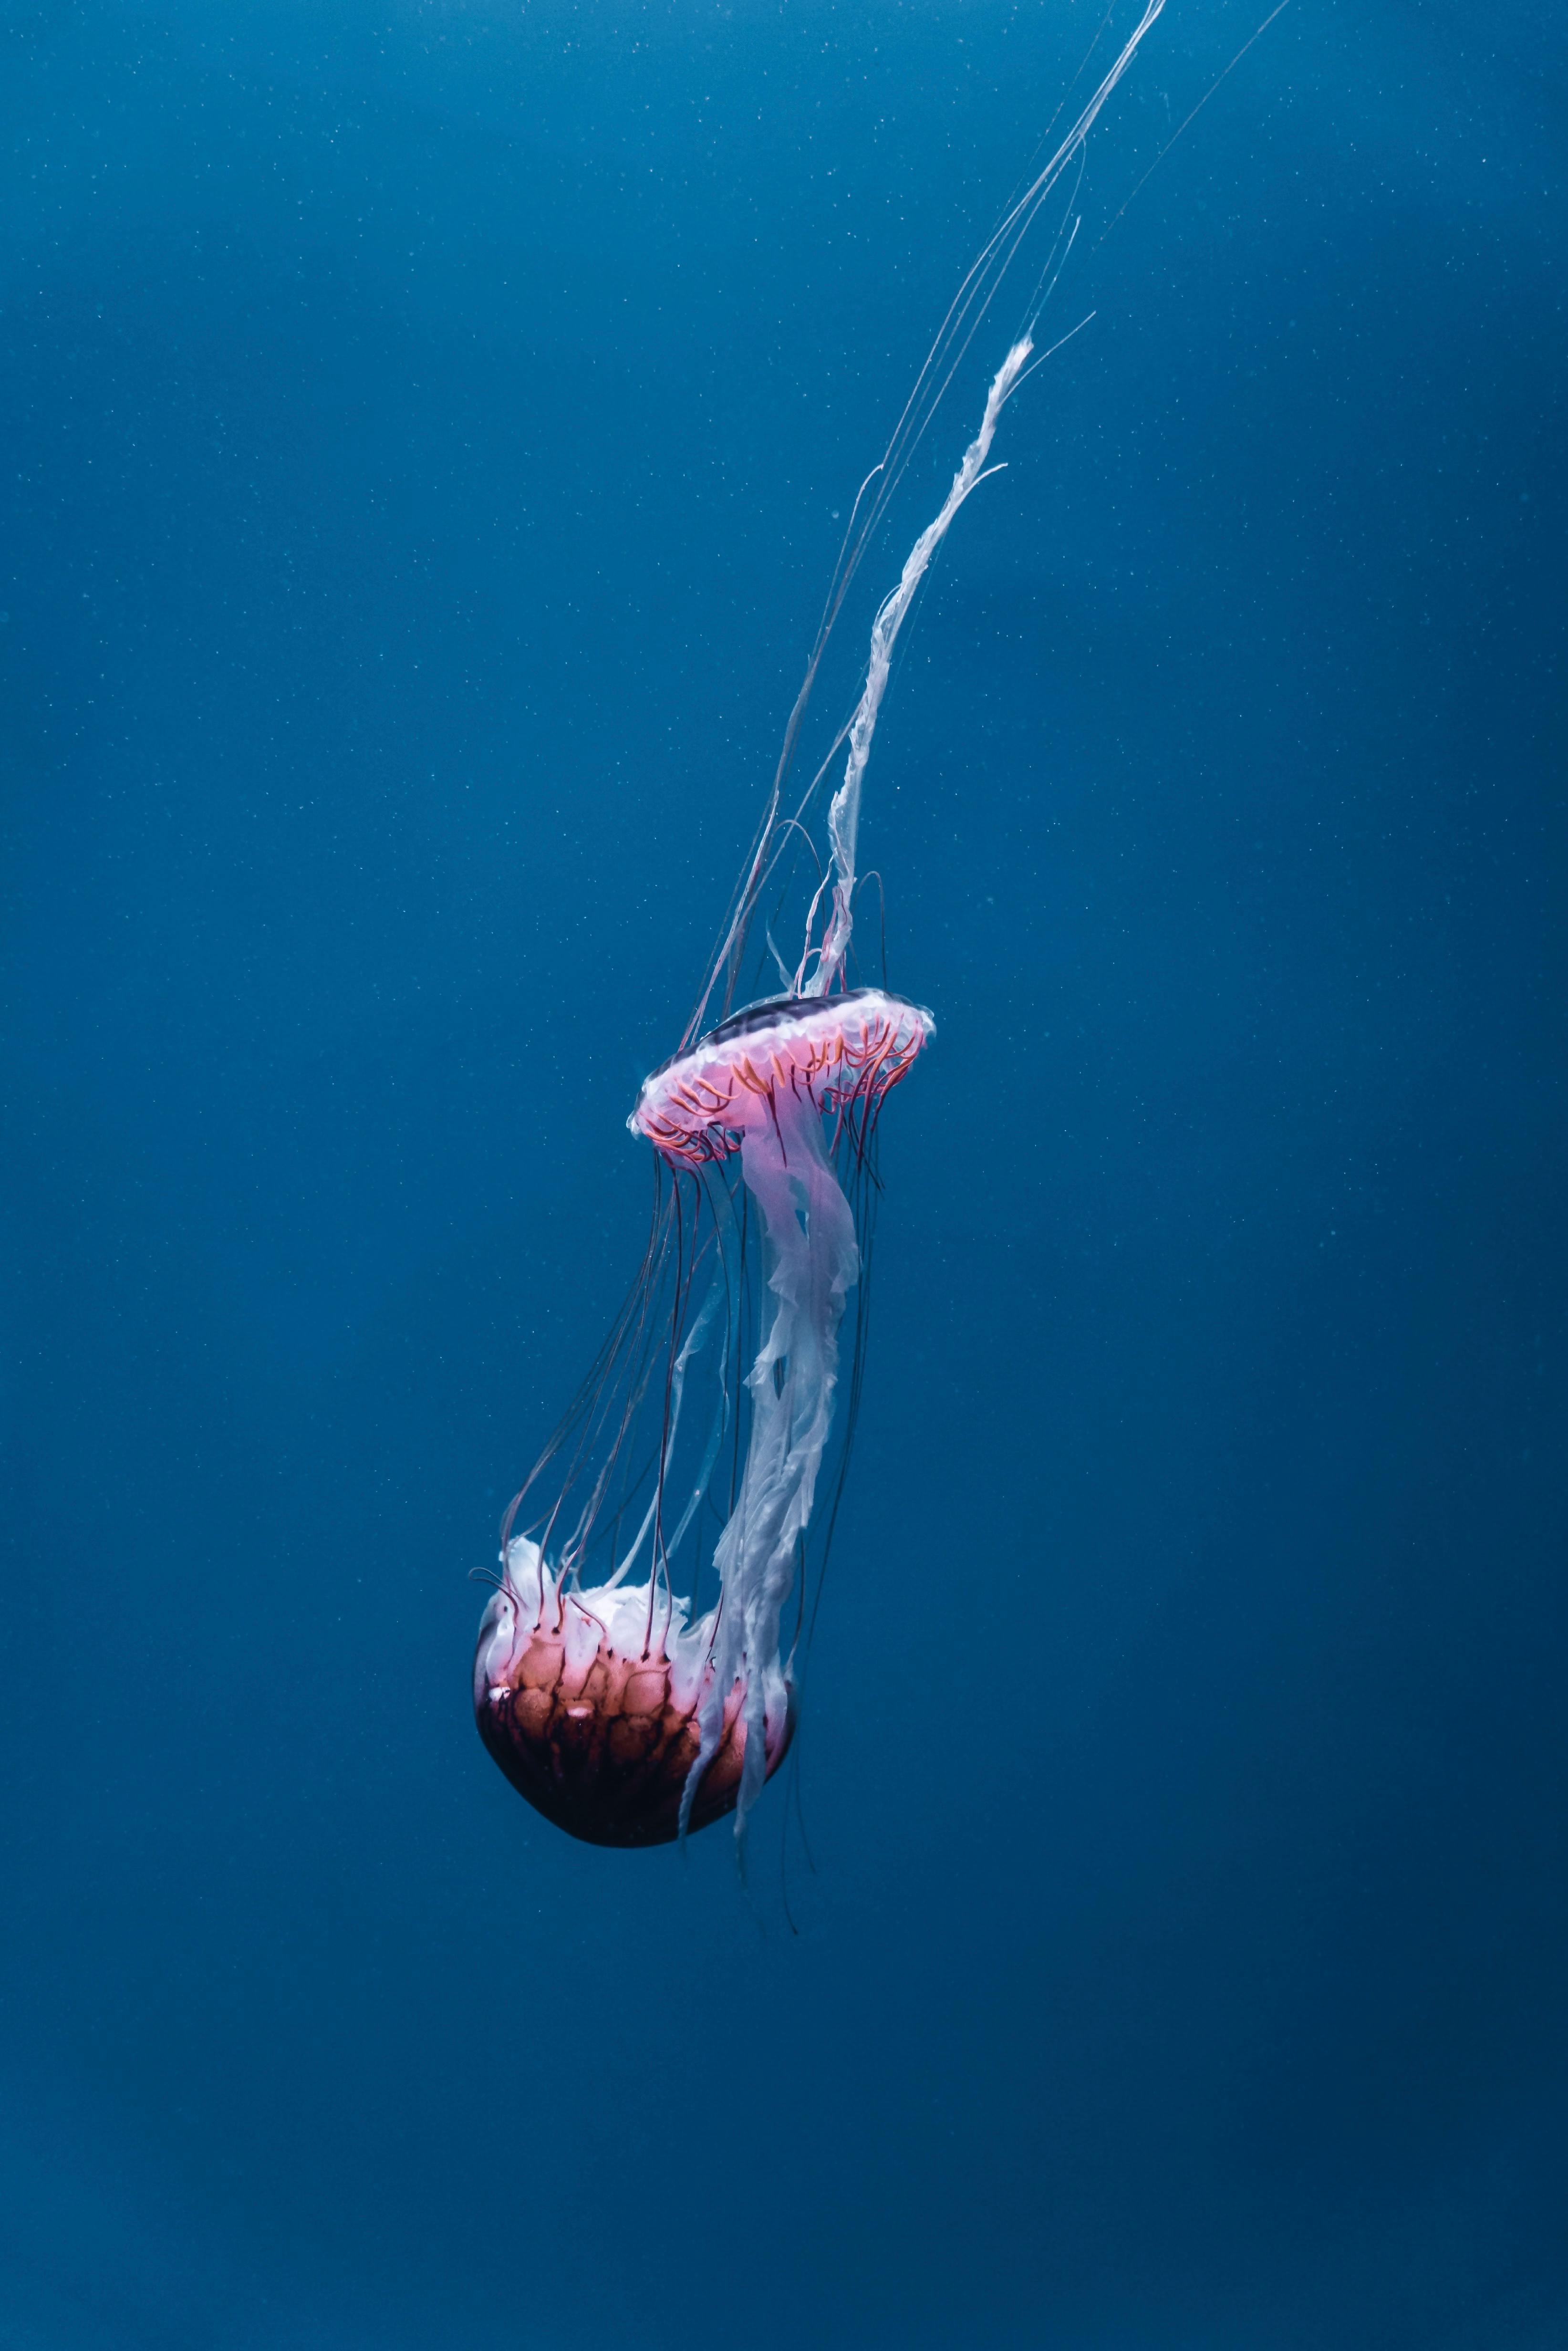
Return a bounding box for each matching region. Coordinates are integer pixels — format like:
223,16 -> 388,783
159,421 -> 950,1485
801,335 -> 1034,1001
683,0 -> 1167,1041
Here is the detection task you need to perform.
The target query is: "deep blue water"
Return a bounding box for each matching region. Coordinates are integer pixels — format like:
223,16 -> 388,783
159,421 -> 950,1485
3,2 -> 1566,2344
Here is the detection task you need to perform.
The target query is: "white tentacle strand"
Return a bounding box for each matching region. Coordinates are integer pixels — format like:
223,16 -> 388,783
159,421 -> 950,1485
801,334 -> 1034,1000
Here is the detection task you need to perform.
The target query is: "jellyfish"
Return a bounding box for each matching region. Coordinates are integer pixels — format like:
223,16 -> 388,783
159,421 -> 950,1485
473,0 -> 1166,1849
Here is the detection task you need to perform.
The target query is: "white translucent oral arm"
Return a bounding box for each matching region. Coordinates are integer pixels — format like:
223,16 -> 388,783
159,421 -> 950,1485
801,333 -> 1034,999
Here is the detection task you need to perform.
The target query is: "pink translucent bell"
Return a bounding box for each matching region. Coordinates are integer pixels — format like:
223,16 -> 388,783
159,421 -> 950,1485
631,988 -> 931,1167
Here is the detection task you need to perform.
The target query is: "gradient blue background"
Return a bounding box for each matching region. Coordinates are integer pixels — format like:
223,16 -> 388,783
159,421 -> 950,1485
3,2 -> 1565,2344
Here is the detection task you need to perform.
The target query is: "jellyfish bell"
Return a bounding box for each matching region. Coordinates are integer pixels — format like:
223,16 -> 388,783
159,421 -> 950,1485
632,987 -> 932,1169
474,987 -> 932,1848
474,0 -> 1170,1852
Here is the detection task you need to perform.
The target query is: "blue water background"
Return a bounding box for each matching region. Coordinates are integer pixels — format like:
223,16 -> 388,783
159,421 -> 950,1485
3,2 -> 1565,2343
